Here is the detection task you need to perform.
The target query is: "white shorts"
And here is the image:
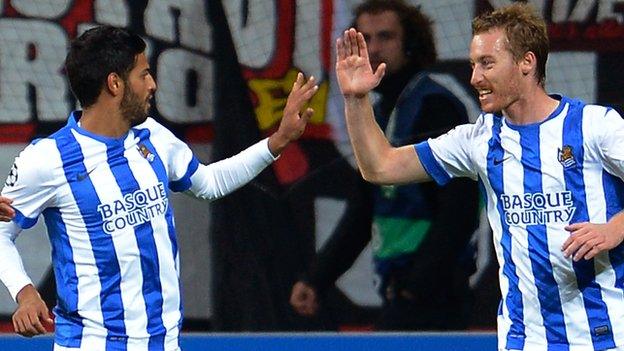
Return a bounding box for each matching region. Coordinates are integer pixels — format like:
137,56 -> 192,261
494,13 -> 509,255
54,343 -> 181,351
502,346 -> 624,351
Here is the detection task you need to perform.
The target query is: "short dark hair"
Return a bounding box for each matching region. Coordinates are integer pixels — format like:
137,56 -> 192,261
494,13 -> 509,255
353,0 -> 437,69
65,25 -> 146,108
472,3 -> 549,86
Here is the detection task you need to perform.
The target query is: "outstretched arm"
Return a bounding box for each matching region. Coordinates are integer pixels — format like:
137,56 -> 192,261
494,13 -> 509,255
268,73 -> 318,156
336,29 -> 430,185
186,73 -> 318,200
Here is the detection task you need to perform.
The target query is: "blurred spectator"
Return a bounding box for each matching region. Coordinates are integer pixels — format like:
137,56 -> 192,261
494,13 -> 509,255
290,0 -> 480,330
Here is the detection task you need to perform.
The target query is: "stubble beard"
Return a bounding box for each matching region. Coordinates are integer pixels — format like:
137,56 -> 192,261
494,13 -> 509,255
120,86 -> 149,127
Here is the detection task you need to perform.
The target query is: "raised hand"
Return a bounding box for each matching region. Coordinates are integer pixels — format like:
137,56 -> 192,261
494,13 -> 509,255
336,28 -> 386,98
268,72 -> 318,156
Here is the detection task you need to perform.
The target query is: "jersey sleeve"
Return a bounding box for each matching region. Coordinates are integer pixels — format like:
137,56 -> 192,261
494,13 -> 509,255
0,221 -> 32,301
140,119 -> 200,192
186,138 -> 277,200
2,142 -> 57,228
145,119 -> 277,198
163,135 -> 201,193
414,119 -> 479,185
593,108 -> 624,179
0,142 -> 56,301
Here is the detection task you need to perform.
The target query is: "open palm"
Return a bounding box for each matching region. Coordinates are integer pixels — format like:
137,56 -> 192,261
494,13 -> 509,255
336,28 -> 385,98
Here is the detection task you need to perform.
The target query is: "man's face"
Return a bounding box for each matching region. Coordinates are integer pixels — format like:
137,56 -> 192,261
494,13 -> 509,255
120,52 -> 156,126
356,10 -> 409,74
469,28 -> 523,113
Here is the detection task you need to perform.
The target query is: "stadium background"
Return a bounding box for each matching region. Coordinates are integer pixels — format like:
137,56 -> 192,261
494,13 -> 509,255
0,0 -> 622,342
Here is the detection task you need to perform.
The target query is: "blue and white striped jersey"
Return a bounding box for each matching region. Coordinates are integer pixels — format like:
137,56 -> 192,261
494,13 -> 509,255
0,111 -> 276,351
416,96 -> 624,351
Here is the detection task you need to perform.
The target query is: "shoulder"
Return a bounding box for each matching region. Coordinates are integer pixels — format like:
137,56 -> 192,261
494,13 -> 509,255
135,117 -> 179,141
581,103 -> 617,120
461,113 -> 492,135
432,115 -> 489,149
5,138 -> 59,189
477,112 -> 498,125
557,95 -> 611,120
19,137 -> 59,166
580,102 -> 624,145
571,96 -> 621,128
445,113 -> 494,146
136,117 -> 167,133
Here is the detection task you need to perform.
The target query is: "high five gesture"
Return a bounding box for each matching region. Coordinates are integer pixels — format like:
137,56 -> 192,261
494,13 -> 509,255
268,73 -> 318,156
336,28 -> 386,98
336,28 -> 429,185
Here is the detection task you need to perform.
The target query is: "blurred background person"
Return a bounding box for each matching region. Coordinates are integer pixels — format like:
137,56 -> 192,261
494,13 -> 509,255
290,0 -> 480,330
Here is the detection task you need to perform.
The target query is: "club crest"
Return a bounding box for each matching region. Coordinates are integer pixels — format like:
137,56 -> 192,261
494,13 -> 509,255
558,145 -> 576,168
137,144 -> 155,162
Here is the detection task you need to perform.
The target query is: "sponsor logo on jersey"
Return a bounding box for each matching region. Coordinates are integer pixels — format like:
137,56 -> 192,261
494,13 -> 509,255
97,182 -> 168,234
501,191 -> 576,226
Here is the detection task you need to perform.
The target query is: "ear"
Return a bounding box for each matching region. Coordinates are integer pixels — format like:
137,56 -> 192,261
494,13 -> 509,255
106,72 -> 123,97
520,51 -> 536,77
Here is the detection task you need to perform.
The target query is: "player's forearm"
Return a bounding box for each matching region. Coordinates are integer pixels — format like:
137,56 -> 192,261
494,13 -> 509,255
0,222 -> 33,302
187,138 -> 276,200
267,132 -> 290,158
15,284 -> 39,305
344,95 -> 394,183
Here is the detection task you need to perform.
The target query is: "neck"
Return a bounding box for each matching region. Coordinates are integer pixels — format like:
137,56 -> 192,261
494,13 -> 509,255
80,103 -> 130,138
503,85 -> 559,125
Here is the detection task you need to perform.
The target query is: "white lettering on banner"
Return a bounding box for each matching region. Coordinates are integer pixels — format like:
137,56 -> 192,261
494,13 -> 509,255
551,0 -> 571,23
95,0 -> 130,27
566,0 -> 593,22
489,0 -> 624,23
0,19 -> 69,122
145,0 -> 212,53
488,0 -> 546,13
501,191 -> 576,226
0,1 -> 329,125
11,0 -> 71,18
597,0 -> 624,23
294,0 -> 322,80
487,0 -> 521,9
222,0 -> 276,68
567,0 -> 623,23
97,182 -> 168,234
156,49 -> 214,122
